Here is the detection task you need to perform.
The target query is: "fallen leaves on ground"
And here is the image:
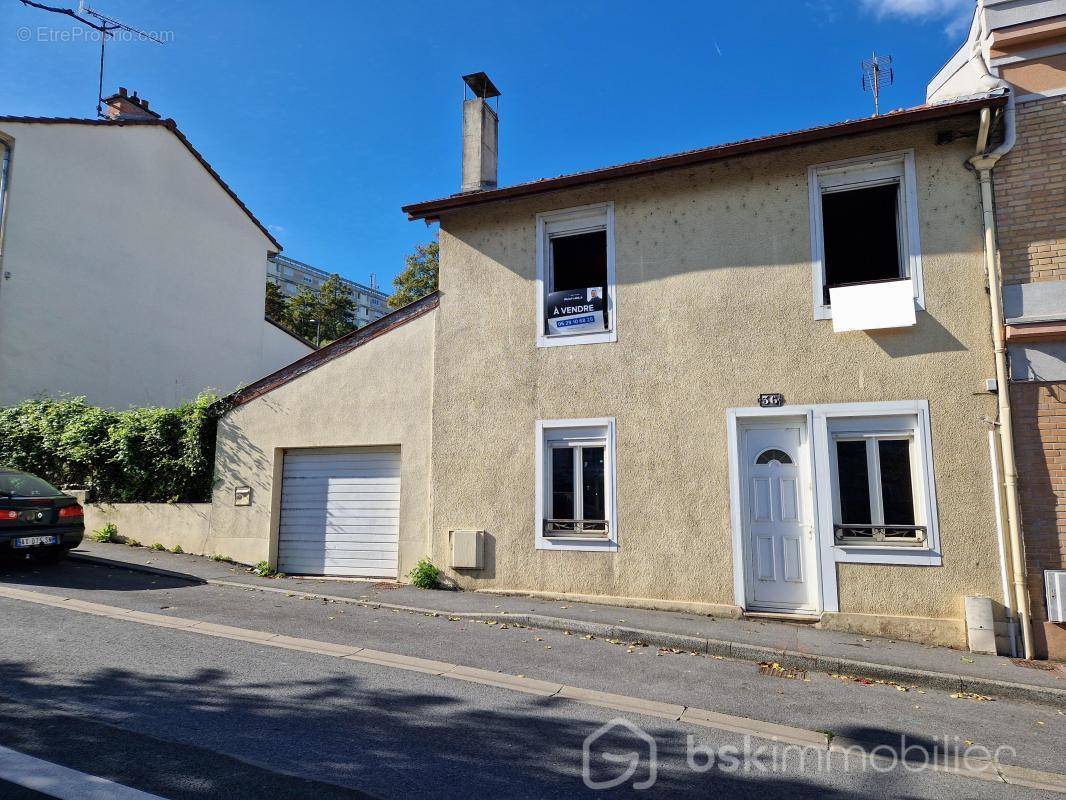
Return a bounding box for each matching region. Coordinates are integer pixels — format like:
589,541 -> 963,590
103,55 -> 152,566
950,691 -> 995,702
759,662 -> 808,680
829,672 -> 914,692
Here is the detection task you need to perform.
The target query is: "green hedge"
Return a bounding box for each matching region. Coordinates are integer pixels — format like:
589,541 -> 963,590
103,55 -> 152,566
0,393 -> 222,503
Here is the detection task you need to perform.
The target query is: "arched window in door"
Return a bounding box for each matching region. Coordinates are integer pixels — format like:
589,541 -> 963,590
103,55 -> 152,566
755,448 -> 793,465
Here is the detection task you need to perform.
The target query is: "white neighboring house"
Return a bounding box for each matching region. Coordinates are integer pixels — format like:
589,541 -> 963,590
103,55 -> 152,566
0,89 -> 313,409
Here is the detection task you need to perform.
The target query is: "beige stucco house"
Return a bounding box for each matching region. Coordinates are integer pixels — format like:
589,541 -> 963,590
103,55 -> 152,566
0,89 -> 312,410
211,75 -> 1026,652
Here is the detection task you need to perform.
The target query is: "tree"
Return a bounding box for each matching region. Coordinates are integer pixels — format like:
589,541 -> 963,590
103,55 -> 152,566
317,273 -> 357,343
265,280 -> 287,324
389,241 -> 438,309
284,287 -> 320,343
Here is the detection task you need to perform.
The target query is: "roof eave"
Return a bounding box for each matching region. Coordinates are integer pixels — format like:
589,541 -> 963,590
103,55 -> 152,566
402,95 -> 1007,221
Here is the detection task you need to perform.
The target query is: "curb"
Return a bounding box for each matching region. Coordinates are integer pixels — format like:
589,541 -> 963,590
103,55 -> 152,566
67,551 -> 1066,709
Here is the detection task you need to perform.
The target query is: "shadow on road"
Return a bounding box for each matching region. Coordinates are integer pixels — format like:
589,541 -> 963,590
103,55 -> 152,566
0,558 -> 196,593
0,655 -> 954,800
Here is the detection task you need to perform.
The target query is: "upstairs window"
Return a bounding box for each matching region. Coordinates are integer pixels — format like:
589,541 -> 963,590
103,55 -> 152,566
821,183 -> 902,301
808,152 -> 924,320
536,203 -> 616,347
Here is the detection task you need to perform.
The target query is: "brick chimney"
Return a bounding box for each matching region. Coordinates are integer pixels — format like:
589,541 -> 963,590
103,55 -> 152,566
102,87 -> 160,120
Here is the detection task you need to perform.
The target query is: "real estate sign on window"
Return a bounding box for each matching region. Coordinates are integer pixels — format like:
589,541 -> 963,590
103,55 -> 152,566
545,287 -> 605,335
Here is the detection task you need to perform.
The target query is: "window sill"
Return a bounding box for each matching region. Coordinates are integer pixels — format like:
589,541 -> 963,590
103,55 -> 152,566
814,300 -> 924,322
537,330 -> 617,348
536,536 -> 618,552
833,544 -> 941,566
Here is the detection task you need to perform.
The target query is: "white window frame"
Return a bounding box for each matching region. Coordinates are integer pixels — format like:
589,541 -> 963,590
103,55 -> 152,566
827,417 -> 927,548
535,418 -> 617,551
728,400 -> 941,614
807,150 -> 924,321
535,202 -> 617,348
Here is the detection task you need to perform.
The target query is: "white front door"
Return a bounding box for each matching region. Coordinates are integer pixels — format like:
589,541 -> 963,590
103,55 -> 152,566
740,422 -> 816,612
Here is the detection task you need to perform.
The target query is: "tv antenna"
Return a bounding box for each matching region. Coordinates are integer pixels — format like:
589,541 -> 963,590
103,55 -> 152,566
18,1 -> 166,118
861,52 -> 894,116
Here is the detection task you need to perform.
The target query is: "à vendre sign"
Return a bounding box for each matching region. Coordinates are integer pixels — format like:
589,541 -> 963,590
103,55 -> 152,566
546,287 -> 606,335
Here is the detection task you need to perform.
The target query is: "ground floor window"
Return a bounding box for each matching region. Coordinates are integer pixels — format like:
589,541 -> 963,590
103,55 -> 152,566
829,416 -> 926,546
536,418 -> 617,551
728,401 -> 943,615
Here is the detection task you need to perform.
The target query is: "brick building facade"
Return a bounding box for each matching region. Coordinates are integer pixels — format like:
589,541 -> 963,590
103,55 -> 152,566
1009,381 -> 1066,658
995,97 -> 1066,286
998,95 -> 1066,658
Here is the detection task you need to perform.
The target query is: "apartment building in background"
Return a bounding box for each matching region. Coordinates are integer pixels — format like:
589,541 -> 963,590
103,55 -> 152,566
268,254 -> 389,328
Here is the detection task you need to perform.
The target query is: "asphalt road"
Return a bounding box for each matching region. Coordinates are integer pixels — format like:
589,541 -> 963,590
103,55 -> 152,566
0,778 -> 53,799
0,557 -> 1063,799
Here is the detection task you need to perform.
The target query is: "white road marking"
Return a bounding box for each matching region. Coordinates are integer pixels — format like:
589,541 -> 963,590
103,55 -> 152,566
0,745 -> 168,800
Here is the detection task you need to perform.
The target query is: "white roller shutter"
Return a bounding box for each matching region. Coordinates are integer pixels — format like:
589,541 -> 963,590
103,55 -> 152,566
278,447 -> 400,577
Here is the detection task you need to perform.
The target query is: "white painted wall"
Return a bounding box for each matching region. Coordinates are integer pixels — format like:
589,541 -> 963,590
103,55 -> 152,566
0,121 -> 312,409
261,319 -> 312,377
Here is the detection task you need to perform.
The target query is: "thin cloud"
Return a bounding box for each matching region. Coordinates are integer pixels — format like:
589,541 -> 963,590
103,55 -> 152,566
860,0 -> 975,36
806,0 -> 839,26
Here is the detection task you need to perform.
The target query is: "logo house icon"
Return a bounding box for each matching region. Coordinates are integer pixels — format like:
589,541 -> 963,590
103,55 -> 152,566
582,717 -> 658,791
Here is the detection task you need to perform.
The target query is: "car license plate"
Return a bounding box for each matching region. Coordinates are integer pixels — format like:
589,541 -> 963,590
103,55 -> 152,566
14,535 -> 58,548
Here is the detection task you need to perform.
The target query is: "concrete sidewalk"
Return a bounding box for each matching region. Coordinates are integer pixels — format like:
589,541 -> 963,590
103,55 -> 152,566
70,541 -> 1066,707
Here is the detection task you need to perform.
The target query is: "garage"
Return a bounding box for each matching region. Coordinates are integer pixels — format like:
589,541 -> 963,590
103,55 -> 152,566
277,447 -> 401,577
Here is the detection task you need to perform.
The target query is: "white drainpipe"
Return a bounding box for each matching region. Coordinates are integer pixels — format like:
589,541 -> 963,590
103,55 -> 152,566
964,0 -> 1033,660
969,103 -> 1033,660
989,429 -> 1018,657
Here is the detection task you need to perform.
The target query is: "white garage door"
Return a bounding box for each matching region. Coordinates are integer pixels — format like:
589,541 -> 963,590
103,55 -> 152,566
278,447 -> 401,577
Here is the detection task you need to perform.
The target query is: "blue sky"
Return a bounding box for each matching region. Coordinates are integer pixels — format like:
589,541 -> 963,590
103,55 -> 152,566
3,0 -> 975,290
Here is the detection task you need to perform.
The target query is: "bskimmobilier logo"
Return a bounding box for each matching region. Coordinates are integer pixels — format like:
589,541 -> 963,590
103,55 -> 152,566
581,717 -> 1018,791
583,718 -> 658,790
